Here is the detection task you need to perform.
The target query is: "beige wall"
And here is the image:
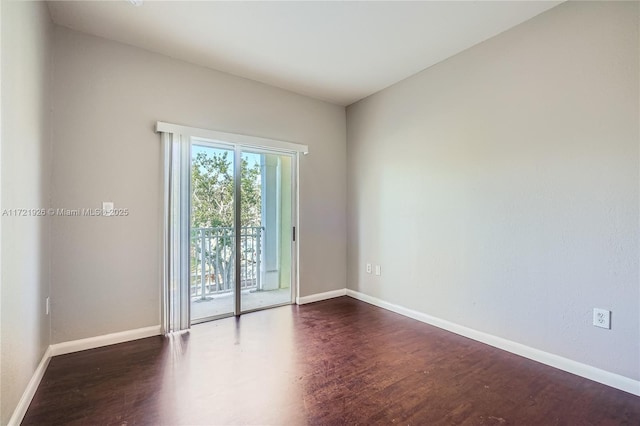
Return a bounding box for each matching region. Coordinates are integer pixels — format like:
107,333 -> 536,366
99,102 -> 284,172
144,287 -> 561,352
50,26 -> 347,343
347,1 -> 639,381
0,1 -> 53,423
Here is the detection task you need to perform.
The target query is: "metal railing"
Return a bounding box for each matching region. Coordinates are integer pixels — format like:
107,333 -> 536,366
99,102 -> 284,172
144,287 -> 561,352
190,226 -> 263,300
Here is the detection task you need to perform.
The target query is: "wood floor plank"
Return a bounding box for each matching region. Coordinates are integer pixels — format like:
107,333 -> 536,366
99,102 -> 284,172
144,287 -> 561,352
22,297 -> 640,425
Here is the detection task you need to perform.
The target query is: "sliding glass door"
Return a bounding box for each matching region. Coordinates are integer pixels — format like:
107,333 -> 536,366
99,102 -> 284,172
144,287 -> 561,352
240,150 -> 293,313
190,143 -> 236,323
189,140 -> 295,324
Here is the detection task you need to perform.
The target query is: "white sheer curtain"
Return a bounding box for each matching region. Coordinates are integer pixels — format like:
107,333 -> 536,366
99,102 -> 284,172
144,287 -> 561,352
161,131 -> 191,334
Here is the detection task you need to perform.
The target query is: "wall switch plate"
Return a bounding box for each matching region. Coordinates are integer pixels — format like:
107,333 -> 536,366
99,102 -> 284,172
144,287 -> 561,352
593,308 -> 610,329
366,263 -> 372,274
375,265 -> 381,276
102,201 -> 114,216
45,297 -> 50,315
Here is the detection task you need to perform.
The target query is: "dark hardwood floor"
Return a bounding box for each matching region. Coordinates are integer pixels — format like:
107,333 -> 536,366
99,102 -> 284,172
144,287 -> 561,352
23,297 -> 640,425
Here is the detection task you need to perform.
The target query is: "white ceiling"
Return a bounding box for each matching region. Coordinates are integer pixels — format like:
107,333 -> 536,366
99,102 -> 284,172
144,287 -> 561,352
47,1 -> 561,106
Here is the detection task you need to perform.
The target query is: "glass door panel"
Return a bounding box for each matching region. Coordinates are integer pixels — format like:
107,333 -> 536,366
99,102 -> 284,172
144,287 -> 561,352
240,150 -> 293,312
190,143 -> 236,323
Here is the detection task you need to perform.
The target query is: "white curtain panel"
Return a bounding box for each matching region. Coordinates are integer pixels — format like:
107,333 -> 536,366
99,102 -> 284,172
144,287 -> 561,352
161,131 -> 191,334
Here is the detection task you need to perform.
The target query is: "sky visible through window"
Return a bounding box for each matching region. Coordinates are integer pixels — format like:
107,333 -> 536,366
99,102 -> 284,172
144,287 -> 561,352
192,144 -> 261,170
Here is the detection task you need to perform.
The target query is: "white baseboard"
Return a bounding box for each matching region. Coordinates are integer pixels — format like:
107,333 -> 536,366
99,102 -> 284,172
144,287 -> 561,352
8,325 -> 162,425
7,346 -> 53,426
10,294 -> 639,425
297,288 -> 346,305
50,325 -> 162,356
346,289 -> 640,397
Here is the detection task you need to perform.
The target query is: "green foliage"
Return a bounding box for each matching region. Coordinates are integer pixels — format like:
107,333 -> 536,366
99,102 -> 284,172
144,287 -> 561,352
191,151 -> 262,228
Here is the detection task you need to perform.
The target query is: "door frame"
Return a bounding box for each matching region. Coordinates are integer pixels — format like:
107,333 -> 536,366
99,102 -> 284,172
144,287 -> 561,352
189,136 -> 299,321
158,121 -> 307,333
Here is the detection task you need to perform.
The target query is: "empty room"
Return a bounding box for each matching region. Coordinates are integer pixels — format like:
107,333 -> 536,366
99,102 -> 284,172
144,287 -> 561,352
1,0 -> 639,424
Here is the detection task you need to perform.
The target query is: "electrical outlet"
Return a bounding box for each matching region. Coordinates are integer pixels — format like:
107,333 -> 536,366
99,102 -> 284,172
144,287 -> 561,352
366,263 -> 372,274
593,308 -> 610,329
375,265 -> 381,276
102,201 -> 114,216
45,297 -> 50,315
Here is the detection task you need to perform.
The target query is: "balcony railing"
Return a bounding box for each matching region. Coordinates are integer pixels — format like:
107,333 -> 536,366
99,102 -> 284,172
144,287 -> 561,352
190,226 -> 263,300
